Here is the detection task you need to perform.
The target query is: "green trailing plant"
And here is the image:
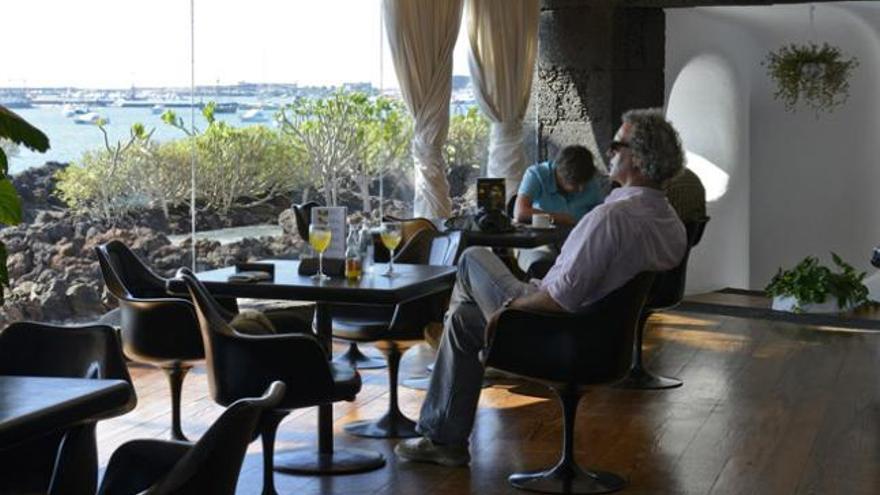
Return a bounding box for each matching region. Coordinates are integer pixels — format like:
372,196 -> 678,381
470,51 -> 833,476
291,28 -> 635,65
763,42 -> 859,114
765,253 -> 869,312
0,106 -> 50,304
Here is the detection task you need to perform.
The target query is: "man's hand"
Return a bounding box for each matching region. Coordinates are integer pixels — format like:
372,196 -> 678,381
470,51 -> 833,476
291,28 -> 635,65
550,212 -> 576,226
507,290 -> 565,313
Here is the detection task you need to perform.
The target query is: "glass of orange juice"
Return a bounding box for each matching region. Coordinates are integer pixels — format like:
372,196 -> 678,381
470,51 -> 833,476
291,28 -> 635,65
309,223 -> 332,281
380,221 -> 402,278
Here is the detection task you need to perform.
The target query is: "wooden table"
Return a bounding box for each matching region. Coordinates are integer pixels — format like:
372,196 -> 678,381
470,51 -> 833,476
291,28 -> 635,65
169,260 -> 457,474
0,376 -> 132,449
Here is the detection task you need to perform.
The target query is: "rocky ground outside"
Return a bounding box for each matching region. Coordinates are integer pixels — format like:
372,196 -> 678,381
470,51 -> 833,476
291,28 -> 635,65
1,162 -> 468,327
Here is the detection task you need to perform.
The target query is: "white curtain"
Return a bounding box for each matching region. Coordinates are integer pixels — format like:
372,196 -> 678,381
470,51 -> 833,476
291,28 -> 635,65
384,0 -> 463,218
466,0 -> 539,198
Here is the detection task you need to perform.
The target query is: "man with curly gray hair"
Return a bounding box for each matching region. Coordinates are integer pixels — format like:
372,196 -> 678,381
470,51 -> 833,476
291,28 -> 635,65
615,108 -> 686,185
395,108 -> 688,468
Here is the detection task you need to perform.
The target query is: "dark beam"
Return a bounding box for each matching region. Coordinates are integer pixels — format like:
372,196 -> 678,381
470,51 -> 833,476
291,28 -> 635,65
534,1 -> 665,161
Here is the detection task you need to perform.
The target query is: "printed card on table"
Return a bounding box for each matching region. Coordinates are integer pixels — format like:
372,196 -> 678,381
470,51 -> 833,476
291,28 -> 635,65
311,206 -> 347,259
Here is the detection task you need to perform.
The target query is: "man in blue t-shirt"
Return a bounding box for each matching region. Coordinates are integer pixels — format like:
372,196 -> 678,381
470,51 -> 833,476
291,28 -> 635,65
513,145 -> 609,227
513,145 -> 609,277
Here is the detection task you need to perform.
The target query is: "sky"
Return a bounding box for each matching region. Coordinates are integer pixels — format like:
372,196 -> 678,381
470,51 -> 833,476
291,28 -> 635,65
0,0 -> 471,89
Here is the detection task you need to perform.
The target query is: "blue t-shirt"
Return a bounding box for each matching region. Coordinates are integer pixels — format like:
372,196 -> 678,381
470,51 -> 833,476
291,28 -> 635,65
517,161 -> 609,221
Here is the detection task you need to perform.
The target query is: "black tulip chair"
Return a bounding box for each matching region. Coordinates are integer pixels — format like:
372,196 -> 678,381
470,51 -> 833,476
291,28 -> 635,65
291,201 -> 319,243
507,194 -> 518,219
615,217 -> 710,390
336,216 -> 442,370
334,230 -> 462,438
96,240 -> 206,441
485,272 -> 656,494
0,322 -> 136,495
177,270 -> 376,495
98,381 -> 285,495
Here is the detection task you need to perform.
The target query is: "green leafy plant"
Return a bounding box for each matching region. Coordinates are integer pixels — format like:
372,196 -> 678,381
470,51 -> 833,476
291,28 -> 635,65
763,42 -> 859,114
278,90 -> 413,208
765,253 -> 869,312
445,107 -> 489,197
0,106 -> 50,304
57,108 -> 306,219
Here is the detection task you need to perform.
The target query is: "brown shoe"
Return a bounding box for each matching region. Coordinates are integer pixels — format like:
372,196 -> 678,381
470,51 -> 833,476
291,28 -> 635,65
395,437 -> 470,467
423,322 -> 444,351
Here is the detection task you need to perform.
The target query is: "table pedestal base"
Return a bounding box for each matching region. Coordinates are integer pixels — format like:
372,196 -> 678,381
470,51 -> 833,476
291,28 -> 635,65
274,446 -> 385,475
344,410 -> 419,438
613,365 -> 682,390
332,343 -> 387,370
509,465 -> 625,494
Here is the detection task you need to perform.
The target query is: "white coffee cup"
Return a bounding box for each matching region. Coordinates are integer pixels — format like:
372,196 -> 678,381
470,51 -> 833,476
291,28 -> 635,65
532,213 -> 553,228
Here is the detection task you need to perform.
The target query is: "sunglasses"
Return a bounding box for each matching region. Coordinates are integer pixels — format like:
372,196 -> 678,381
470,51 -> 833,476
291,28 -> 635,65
608,141 -> 630,153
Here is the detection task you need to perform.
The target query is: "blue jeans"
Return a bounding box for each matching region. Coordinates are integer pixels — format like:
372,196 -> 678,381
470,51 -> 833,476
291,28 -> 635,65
416,247 -> 537,446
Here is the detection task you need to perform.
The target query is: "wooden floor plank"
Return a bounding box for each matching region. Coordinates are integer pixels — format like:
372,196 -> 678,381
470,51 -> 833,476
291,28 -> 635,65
90,312 -> 880,494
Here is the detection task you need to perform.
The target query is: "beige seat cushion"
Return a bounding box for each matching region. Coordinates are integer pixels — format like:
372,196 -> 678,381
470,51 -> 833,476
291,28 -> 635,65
230,309 -> 277,335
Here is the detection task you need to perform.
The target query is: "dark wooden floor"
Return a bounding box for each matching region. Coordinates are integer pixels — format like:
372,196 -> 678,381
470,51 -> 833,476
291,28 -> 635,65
96,311 -> 880,494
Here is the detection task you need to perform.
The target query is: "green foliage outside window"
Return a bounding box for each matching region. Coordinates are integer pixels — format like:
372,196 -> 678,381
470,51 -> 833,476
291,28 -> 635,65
56,91 -> 491,221
57,122 -> 305,219
0,106 -> 50,304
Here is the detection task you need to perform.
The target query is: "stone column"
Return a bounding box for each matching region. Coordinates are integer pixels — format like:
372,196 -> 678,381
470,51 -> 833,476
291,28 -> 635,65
532,0 -> 665,166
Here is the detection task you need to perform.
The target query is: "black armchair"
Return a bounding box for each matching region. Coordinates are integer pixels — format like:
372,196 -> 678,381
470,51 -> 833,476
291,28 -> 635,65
616,217 -> 711,390
97,381 -> 285,495
333,231 -> 462,439
485,272 -> 656,494
178,271 -> 368,494
0,322 -> 136,495
291,201 -> 319,242
334,215 -> 442,370
96,240 -> 205,441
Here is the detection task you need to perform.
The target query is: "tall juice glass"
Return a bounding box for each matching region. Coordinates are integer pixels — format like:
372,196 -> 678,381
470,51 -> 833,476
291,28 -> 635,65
380,222 -> 402,278
309,224 -> 332,281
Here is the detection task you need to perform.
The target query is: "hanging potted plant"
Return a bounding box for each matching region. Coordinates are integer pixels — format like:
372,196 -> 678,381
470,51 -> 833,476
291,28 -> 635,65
763,42 -> 859,114
765,253 -> 869,313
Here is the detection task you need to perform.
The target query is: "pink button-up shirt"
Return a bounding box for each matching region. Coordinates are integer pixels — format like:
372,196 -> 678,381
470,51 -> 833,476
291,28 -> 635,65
540,186 -> 687,313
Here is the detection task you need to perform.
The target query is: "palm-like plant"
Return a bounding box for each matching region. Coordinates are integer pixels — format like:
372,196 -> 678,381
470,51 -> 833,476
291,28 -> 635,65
0,105 -> 50,303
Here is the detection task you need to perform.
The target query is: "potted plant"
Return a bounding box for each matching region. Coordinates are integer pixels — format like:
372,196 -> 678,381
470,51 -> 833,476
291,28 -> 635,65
765,253 -> 869,313
0,105 -> 50,303
763,42 -> 859,114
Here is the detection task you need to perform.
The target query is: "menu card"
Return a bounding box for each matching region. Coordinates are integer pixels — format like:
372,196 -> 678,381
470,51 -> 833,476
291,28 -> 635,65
477,178 -> 506,212
310,206 -> 347,259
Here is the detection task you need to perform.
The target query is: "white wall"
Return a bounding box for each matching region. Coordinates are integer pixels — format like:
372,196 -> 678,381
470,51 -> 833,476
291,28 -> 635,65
666,13 -> 757,293
666,3 -> 880,291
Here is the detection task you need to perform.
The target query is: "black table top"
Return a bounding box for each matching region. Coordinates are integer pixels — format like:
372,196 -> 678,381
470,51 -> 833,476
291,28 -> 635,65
459,224 -> 571,249
0,376 -> 132,448
169,260 -> 457,305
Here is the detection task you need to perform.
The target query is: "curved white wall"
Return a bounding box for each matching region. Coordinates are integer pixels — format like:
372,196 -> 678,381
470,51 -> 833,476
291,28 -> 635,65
666,3 -> 880,291
665,11 -> 758,292
668,54 -> 749,293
